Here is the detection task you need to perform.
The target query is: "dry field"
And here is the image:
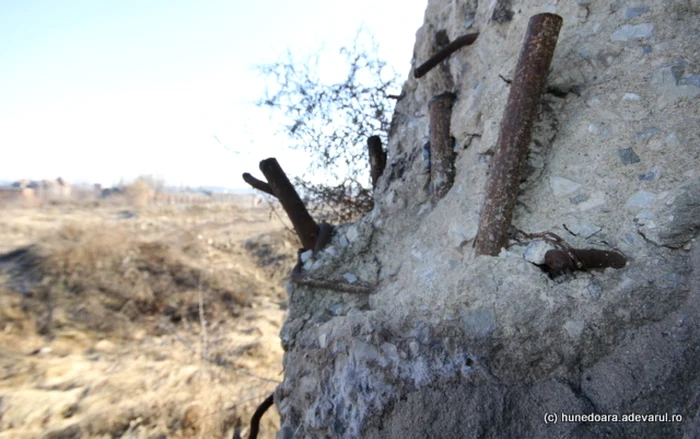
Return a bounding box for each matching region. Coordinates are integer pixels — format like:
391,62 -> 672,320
0,197 -> 297,438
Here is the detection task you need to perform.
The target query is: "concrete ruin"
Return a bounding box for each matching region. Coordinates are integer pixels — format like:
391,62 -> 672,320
276,1 -> 700,437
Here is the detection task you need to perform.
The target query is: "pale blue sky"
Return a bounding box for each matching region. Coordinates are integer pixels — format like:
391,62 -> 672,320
0,0 -> 426,188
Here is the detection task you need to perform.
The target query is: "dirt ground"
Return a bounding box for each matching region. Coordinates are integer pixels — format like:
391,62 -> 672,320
0,197 -> 298,439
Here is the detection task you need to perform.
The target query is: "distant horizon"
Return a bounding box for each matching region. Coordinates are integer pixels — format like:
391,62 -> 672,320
0,177 -> 257,193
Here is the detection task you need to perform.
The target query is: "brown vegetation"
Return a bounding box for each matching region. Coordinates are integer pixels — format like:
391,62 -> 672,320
123,178 -> 155,207
0,198 -> 295,438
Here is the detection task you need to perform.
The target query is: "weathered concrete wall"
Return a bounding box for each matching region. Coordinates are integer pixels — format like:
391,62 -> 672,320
276,1 -> 700,437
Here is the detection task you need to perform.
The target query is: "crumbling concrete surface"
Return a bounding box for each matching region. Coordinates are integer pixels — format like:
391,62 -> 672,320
275,0 -> 700,437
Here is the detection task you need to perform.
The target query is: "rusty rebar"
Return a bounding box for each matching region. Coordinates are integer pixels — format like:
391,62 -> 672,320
290,249 -> 374,294
242,172 -> 275,197
474,13 -> 563,256
544,249 -> 627,272
246,393 -> 274,439
314,222 -> 334,255
259,158 -> 319,250
414,32 -> 479,79
367,136 -> 387,189
429,92 -> 457,202
291,275 -> 375,295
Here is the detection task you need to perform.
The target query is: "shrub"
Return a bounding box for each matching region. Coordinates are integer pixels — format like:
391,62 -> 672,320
257,27 -> 400,222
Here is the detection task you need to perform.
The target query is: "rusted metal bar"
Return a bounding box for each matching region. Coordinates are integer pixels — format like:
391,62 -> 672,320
290,249 -> 374,294
242,172 -> 275,197
544,249 -> 627,272
314,222 -> 334,255
367,136 -> 387,189
246,393 -> 274,439
291,275 -> 375,295
259,158 -> 318,250
429,92 -> 457,202
414,32 -> 479,79
474,13 -> 563,256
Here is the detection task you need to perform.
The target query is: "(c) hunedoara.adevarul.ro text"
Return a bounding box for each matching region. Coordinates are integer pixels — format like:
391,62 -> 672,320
543,412 -> 683,424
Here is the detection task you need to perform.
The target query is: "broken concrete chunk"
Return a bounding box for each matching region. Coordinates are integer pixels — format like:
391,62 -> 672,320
491,0 -> 514,23
524,240 -> 555,265
327,304 -> 344,316
564,219 -> 602,238
618,148 -> 641,165
611,23 -> 654,41
624,190 -> 656,209
639,167 -> 661,181
635,128 -> 662,143
353,339 -> 381,363
625,7 -> 649,20
657,180 -> 700,247
274,7 -> 699,439
450,223 -> 478,248
322,245 -> 337,257
380,343 -> 400,363
634,181 -> 699,248
300,249 -> 313,263
345,225 -> 359,243
461,308 -> 497,337
564,320 -> 585,338
550,176 -> 582,197
570,193 -> 589,204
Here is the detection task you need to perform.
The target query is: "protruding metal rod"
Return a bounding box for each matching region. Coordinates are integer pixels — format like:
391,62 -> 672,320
414,32 -> 479,79
367,136 -> 386,189
259,158 -> 318,250
291,275 -> 375,295
475,13 -> 563,256
246,393 -> 274,439
313,222 -> 334,256
544,249 -> 627,272
242,172 -> 275,197
429,92 -> 457,203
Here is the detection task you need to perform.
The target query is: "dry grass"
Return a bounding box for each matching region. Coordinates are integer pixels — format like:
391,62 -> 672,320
0,200 -> 295,438
124,179 -> 155,207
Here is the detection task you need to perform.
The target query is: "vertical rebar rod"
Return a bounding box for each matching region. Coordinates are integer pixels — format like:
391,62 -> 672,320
429,92 -> 457,203
475,13 -> 563,256
367,136 -> 386,189
259,158 -> 318,250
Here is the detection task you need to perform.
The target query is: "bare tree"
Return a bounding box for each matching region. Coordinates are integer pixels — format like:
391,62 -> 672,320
256,27 -> 399,223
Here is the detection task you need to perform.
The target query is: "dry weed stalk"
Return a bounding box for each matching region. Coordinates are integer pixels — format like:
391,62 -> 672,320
198,274 -> 208,361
